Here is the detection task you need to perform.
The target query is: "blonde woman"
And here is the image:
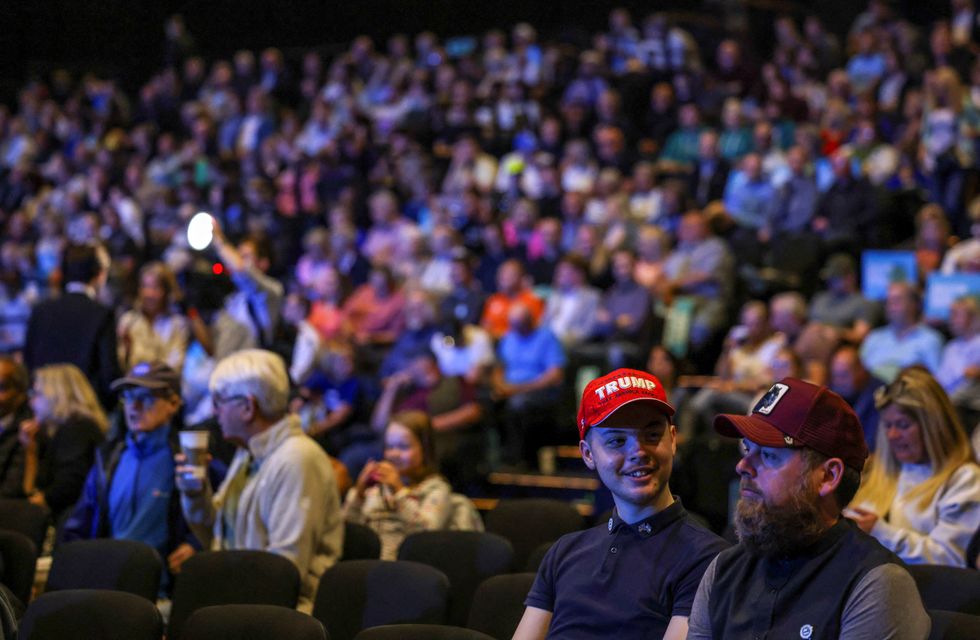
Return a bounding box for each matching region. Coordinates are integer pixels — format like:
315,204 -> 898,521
117,262 -> 190,372
847,367 -> 980,566
20,364 -> 107,520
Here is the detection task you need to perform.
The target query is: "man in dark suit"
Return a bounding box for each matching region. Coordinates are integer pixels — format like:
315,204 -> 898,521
688,130 -> 731,208
24,243 -> 120,408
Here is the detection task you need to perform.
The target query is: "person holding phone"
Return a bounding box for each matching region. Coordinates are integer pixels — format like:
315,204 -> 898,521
343,410 -> 459,560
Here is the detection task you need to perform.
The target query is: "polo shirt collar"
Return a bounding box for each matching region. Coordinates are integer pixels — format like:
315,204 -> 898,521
607,498 -> 685,538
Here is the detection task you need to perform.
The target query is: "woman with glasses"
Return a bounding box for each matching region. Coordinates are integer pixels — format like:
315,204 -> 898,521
846,366 -> 980,566
20,364 -> 107,521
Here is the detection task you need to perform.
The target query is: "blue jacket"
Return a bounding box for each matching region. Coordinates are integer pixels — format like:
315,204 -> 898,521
61,427 -> 199,557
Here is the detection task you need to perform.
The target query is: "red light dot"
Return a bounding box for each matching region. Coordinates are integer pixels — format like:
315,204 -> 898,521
212,263 -> 224,275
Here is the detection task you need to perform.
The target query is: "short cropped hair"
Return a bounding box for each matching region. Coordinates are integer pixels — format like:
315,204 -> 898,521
210,349 -> 290,418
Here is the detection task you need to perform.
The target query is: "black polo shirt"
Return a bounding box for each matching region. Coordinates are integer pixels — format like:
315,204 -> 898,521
525,499 -> 729,639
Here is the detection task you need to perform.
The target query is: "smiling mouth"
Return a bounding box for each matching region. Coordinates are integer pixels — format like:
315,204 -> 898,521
623,468 -> 653,478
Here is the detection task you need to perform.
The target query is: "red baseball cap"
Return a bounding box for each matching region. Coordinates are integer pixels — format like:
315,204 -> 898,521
577,368 -> 675,440
713,377 -> 869,471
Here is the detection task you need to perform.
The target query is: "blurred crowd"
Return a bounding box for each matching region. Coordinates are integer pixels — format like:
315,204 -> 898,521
0,2 -> 979,501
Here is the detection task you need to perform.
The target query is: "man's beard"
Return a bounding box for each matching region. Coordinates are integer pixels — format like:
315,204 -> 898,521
734,474 -> 827,557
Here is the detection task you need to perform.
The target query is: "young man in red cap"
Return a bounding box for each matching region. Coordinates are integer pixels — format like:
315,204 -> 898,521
513,368 -> 728,640
687,377 -> 930,640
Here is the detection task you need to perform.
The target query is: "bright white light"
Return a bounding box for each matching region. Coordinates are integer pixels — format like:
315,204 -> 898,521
187,212 -> 214,251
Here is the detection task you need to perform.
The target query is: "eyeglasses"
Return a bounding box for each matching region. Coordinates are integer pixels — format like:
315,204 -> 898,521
212,394 -> 247,410
121,388 -> 166,406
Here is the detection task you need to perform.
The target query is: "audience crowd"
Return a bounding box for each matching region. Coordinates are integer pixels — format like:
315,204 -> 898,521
0,6 -> 978,627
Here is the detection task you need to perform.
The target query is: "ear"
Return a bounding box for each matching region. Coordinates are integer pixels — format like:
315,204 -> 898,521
580,438 -> 596,471
816,457 -> 845,498
242,395 -> 258,422
669,423 -> 677,456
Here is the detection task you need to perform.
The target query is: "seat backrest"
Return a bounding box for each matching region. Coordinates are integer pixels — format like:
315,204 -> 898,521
928,609 -> 980,640
354,624 -> 495,640
483,499 -> 583,570
313,559 -> 449,640
341,522 -> 382,561
524,541 -> 552,573
47,539 -> 162,601
0,499 -> 50,550
19,589 -> 163,640
908,564 -> 980,616
180,604 -> 329,640
466,573 -> 537,640
168,550 -> 300,640
397,531 -> 513,626
0,529 -> 37,605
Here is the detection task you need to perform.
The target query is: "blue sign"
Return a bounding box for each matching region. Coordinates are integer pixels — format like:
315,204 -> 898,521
861,250 -> 917,300
924,273 -> 980,321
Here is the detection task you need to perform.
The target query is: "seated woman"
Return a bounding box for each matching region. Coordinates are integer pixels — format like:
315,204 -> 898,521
847,366 -> 980,566
21,364 -> 107,522
343,410 -> 467,560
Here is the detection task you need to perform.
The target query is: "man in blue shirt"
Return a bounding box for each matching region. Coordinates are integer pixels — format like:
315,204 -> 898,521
515,369 -> 727,639
63,361 -> 198,578
860,281 -> 944,383
493,303 -> 566,467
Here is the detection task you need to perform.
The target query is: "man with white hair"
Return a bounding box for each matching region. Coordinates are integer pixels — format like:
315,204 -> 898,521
177,349 -> 342,611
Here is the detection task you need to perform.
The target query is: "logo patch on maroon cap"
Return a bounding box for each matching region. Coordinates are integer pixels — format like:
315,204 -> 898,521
754,383 -> 790,415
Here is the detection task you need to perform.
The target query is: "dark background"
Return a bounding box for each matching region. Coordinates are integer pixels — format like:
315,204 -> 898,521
0,0 -> 950,104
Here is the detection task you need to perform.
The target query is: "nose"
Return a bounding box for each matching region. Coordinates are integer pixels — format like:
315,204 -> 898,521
736,454 -> 756,478
625,435 -> 650,461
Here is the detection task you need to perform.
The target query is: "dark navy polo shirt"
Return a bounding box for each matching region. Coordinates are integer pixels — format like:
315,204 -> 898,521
525,499 -> 729,639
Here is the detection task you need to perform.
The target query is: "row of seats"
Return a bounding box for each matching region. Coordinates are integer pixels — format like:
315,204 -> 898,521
4,498 -> 980,638
20,592 -> 513,640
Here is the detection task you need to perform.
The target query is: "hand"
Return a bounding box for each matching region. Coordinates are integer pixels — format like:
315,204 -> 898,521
355,460 -> 378,498
844,507 -> 878,533
27,491 -> 46,508
174,453 -> 211,496
615,314 -> 633,330
370,461 -> 404,493
492,379 -> 516,400
210,215 -> 226,246
167,543 -> 196,574
18,419 -> 40,452
385,371 -> 413,389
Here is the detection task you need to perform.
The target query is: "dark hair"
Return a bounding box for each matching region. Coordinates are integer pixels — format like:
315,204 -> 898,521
61,243 -> 104,285
0,356 -> 29,394
559,252 -> 589,276
801,447 -> 861,510
240,233 -> 274,264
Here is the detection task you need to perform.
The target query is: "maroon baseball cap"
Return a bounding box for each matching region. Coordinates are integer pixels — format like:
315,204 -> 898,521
713,377 -> 869,471
577,368 -> 675,440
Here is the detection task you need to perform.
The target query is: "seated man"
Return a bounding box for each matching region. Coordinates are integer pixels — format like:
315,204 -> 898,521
492,303 -> 565,467
687,377 -> 930,639
514,369 -> 728,639
481,259 -> 544,341
860,281 -> 944,383
178,349 -> 342,612
63,362 -> 198,580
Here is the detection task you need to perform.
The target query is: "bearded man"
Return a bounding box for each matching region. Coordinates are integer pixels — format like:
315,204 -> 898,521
687,377 -> 931,640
